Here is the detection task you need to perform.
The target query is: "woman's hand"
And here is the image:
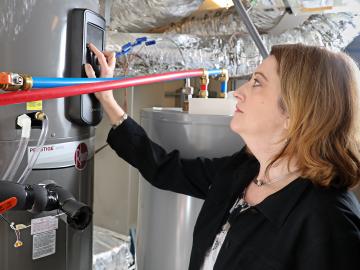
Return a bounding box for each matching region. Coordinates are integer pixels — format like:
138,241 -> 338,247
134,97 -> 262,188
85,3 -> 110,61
84,43 -> 116,102
84,43 -> 126,125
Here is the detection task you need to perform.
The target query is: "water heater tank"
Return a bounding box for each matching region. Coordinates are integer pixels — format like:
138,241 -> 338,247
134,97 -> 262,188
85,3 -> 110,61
0,1 -> 99,269
137,108 -> 244,270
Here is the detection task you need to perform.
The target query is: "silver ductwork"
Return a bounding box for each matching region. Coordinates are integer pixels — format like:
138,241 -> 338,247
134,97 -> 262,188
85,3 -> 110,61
107,12 -> 360,78
165,1 -> 286,36
109,0 -> 204,32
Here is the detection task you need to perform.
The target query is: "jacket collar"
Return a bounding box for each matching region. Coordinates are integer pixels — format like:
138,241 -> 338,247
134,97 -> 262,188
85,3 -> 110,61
232,151 -> 312,228
255,177 -> 312,228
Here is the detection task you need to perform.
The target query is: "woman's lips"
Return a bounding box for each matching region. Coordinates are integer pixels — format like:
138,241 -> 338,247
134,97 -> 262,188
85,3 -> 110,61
235,105 -> 243,113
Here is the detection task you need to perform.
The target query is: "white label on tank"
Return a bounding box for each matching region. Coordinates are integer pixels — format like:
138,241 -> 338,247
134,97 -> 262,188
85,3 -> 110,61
32,230 -> 56,260
27,137 -> 94,169
31,216 -> 58,235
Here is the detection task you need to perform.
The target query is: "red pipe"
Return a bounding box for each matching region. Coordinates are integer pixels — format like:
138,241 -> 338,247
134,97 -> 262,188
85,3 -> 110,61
0,69 -> 204,106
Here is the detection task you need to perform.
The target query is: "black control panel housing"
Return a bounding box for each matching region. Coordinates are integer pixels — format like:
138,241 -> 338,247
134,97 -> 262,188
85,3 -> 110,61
66,9 -> 105,126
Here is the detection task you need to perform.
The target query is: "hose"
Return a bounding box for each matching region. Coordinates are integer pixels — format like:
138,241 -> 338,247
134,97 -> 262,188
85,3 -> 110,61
1,114 -> 31,181
17,115 -> 49,184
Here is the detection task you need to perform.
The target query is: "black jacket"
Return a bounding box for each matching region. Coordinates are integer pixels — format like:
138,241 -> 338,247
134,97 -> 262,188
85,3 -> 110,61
107,117 -> 360,270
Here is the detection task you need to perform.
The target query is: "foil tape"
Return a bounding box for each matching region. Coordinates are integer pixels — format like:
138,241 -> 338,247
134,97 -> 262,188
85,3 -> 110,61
93,226 -> 134,270
107,13 -> 360,78
109,0 -> 204,32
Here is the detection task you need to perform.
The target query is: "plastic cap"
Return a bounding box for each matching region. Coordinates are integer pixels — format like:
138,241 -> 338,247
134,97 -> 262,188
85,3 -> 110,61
17,114 -> 31,138
145,40 -> 156,46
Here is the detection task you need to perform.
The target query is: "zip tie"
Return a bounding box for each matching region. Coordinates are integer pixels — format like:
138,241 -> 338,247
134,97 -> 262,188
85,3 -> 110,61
17,114 -> 31,138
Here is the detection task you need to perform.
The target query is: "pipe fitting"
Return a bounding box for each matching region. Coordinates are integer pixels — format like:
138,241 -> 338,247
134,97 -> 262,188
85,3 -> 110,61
182,87 -> 194,112
0,72 -> 33,91
218,68 -> 229,98
199,69 -> 209,98
219,69 -> 229,82
35,112 -> 46,121
21,74 -> 33,90
200,69 -> 209,86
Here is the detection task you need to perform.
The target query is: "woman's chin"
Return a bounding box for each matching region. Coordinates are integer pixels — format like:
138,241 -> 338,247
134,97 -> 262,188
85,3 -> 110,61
230,121 -> 243,136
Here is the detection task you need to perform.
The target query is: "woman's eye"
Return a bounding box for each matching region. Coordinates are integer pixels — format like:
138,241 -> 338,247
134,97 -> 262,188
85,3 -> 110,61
253,79 -> 261,87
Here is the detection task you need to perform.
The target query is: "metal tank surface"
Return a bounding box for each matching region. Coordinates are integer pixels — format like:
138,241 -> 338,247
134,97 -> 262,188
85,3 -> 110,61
0,1 -> 98,269
137,108 -> 245,270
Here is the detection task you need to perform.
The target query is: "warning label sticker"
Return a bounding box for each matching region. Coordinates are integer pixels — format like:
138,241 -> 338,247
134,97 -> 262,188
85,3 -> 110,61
31,216 -> 58,235
26,101 -> 43,111
32,230 -> 56,260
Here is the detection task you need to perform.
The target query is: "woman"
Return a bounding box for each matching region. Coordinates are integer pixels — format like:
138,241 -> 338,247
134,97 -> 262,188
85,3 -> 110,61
85,43 -> 360,270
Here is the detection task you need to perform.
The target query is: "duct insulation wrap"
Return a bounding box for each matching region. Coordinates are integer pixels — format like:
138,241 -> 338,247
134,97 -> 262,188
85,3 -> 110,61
107,12 -> 360,78
109,0 -> 204,32
165,1 -> 286,36
93,226 -> 134,270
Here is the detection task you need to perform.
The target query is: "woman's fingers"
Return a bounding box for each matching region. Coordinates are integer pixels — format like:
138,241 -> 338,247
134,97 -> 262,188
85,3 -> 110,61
84,64 -> 96,78
87,43 -> 115,78
104,51 -> 116,68
87,43 -> 108,68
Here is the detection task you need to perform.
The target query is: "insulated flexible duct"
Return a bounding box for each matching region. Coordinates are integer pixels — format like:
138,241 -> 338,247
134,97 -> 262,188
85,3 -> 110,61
165,1 -> 286,36
107,12 -> 360,77
109,0 -> 204,32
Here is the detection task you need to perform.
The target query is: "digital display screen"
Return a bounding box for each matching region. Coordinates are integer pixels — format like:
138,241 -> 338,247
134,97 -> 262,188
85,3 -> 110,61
87,23 -> 104,50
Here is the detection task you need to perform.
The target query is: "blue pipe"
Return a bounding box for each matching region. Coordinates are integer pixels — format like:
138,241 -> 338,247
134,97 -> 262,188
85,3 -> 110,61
220,82 -> 228,93
32,77 -> 122,88
207,69 -> 222,77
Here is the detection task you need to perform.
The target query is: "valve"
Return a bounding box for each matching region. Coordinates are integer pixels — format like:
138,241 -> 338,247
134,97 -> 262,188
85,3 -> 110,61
199,69 -> 209,98
0,72 -> 33,91
218,68 -> 229,98
182,78 -> 194,112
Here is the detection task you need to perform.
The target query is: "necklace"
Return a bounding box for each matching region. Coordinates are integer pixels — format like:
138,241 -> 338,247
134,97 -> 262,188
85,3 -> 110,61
252,174 -> 293,187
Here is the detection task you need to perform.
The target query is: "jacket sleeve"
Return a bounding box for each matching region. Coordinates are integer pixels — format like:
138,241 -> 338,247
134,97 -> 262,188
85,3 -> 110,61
296,195 -> 360,270
107,117 -> 241,200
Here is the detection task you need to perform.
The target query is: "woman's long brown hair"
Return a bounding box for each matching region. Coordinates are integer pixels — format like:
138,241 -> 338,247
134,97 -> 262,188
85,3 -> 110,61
269,44 -> 360,188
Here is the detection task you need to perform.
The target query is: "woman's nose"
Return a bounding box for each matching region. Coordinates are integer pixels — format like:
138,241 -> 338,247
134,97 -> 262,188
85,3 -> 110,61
233,86 -> 245,102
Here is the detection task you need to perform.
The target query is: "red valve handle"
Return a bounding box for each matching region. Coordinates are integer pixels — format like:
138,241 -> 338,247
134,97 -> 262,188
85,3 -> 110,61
0,197 -> 18,214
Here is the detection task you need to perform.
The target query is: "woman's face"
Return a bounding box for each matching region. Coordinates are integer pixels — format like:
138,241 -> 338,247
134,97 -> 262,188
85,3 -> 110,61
230,56 -> 288,141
